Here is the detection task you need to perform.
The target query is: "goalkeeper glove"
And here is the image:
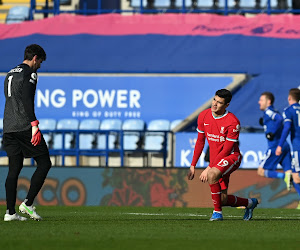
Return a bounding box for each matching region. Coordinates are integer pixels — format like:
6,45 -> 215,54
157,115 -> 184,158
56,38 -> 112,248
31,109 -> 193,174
31,120 -> 41,146
266,132 -> 274,141
259,117 -> 264,126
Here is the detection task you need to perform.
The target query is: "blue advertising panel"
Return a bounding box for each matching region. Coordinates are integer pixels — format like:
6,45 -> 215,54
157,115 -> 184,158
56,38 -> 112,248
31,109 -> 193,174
0,75 -> 233,122
175,132 -> 268,169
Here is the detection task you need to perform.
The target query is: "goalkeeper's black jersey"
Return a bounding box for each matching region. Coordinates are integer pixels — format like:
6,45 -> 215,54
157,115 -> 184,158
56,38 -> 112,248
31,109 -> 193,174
3,63 -> 37,133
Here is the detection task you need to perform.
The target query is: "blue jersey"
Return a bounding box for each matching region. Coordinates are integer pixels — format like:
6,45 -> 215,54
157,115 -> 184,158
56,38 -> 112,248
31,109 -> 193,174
282,103 -> 300,151
263,105 -> 284,149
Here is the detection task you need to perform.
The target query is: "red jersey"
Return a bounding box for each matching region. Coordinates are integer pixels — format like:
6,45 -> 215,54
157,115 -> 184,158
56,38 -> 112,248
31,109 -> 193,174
197,109 -> 241,163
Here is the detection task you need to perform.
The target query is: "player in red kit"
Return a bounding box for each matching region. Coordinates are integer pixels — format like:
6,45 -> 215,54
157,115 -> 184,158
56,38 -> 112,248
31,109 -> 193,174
187,89 -> 258,221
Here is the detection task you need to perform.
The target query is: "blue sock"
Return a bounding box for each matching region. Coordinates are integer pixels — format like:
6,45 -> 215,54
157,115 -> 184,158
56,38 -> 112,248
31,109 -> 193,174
293,182 -> 300,196
264,170 -> 285,179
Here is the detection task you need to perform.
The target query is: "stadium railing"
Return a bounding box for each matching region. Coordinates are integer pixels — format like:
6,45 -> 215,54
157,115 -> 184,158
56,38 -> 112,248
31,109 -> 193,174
0,128 -> 172,167
28,0 -> 300,19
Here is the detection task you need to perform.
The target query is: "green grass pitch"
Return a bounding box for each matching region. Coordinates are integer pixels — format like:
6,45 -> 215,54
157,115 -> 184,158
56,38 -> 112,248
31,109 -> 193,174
0,206 -> 299,250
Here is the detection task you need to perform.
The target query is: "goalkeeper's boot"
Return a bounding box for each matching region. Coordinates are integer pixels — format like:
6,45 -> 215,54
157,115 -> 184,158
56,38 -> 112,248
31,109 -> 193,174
284,172 -> 293,191
4,211 -> 27,221
296,201 -> 300,210
19,202 -> 42,221
243,198 -> 259,221
209,211 -> 223,221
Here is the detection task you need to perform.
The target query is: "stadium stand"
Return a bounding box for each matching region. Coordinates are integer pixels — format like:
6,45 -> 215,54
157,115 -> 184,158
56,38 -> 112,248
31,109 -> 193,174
97,119 -> 122,150
122,119 -> 145,151
79,119 -> 100,150
5,5 -> 29,23
39,118 -> 56,148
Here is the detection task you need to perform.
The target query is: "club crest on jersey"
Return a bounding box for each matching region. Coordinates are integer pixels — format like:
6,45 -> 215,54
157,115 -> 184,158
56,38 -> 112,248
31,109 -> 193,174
233,124 -> 240,132
220,127 -> 225,134
31,73 -> 37,80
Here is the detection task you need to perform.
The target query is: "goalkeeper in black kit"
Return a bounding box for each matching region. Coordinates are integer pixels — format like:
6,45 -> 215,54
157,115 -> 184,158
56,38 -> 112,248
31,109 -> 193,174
3,44 -> 51,221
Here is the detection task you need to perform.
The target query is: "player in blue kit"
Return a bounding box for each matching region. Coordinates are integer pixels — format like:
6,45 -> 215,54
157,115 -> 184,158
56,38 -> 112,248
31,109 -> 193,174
276,88 -> 300,208
257,92 -> 292,190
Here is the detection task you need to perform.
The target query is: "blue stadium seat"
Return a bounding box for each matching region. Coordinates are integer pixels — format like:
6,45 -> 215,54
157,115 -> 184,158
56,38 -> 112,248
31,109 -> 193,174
79,119 -> 100,150
122,119 -> 145,150
53,119 -> 79,149
239,0 -> 257,8
144,119 -> 170,151
170,119 -> 183,130
154,0 -> 171,8
97,119 -> 122,150
5,6 -> 30,24
175,0 -> 193,7
218,0 -> 237,8
197,0 -> 215,8
39,119 -> 56,148
260,0 -> 278,8
131,0 -> 147,8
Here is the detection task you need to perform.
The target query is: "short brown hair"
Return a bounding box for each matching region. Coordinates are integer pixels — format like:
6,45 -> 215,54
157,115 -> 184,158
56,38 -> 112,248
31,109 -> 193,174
24,44 -> 46,61
289,88 -> 300,102
261,92 -> 275,105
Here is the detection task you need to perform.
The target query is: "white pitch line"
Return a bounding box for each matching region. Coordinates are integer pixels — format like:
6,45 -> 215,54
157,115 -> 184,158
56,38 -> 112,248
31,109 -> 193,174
123,212 -> 300,220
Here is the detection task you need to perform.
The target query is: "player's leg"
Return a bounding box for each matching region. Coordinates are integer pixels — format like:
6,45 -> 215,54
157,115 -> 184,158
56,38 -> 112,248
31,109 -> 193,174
19,153 -> 51,220
290,151 -> 300,208
207,167 -> 224,221
258,149 -> 285,179
280,144 -> 293,191
4,153 -> 27,221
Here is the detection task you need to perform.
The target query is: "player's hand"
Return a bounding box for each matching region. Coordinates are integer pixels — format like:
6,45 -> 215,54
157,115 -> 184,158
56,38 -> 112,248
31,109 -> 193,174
187,167 -> 195,180
199,167 -> 209,183
31,120 -> 41,146
259,117 -> 264,126
275,146 -> 282,156
266,132 -> 274,141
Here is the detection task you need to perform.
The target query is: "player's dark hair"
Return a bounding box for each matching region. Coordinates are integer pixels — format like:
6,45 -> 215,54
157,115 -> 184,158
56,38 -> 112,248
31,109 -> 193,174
24,44 -> 46,61
215,89 -> 232,104
261,92 -> 274,105
289,88 -> 300,102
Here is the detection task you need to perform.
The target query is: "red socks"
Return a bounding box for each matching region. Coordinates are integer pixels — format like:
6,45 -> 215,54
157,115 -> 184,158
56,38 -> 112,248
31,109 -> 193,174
225,195 -> 249,207
209,183 -> 222,212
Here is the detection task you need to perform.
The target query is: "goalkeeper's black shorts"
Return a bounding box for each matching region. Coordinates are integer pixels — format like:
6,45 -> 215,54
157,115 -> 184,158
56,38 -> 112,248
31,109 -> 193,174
3,128 -> 49,158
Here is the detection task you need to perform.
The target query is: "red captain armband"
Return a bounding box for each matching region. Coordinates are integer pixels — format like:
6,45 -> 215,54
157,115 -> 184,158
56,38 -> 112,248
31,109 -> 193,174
31,120 -> 39,127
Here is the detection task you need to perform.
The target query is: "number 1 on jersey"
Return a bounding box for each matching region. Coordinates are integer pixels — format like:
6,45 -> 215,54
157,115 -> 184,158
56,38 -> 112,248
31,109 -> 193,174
296,110 -> 300,127
7,75 -> 13,97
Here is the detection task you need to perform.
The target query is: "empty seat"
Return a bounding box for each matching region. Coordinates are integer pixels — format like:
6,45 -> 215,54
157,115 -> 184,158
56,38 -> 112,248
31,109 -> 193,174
130,0 -> 147,7
260,0 -> 278,8
53,119 -> 79,149
239,0 -> 257,8
170,119 -> 183,130
154,0 -> 171,7
5,6 -> 30,24
97,119 -> 122,150
218,0 -> 237,8
79,119 -> 100,150
122,119 -> 145,150
197,0 -> 215,8
175,0 -> 193,7
39,119 -> 56,148
144,119 -> 170,151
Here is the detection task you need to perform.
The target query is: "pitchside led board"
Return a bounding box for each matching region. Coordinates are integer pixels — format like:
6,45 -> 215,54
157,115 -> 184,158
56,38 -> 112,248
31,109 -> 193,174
0,74 -> 270,168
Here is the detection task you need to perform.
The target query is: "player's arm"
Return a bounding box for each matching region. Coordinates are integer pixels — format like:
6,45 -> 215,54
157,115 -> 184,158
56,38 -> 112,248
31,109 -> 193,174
188,112 -> 206,180
22,72 -> 41,146
276,110 -> 291,156
266,112 -> 283,141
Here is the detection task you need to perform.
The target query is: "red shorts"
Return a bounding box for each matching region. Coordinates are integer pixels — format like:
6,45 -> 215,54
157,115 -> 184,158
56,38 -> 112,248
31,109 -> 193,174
212,153 -> 242,190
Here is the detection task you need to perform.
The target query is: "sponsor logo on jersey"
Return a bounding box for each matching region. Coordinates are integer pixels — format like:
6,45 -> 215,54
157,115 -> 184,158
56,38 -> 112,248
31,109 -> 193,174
220,136 -> 225,142
233,124 -> 240,132
204,123 -> 209,126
